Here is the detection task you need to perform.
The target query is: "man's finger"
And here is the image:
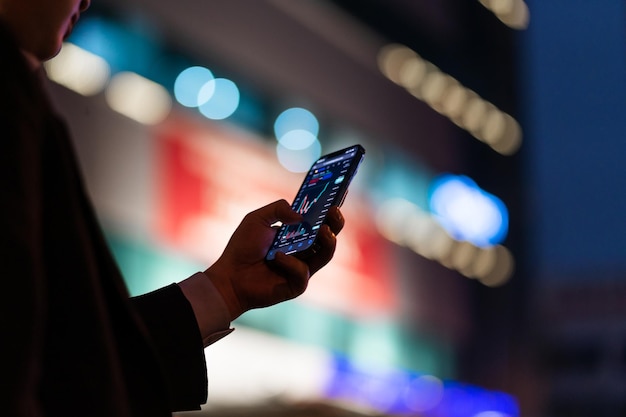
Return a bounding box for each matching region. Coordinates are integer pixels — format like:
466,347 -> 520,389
306,224 -> 337,276
324,206 -> 345,235
255,199 -> 303,226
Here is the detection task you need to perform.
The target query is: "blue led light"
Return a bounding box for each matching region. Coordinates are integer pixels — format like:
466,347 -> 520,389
323,354 -> 519,417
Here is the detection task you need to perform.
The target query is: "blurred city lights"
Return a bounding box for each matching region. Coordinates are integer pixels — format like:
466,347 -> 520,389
198,78 -> 241,120
174,66 -> 214,107
377,45 -> 417,85
376,198 -> 514,286
45,42 -> 110,96
478,244 -> 515,287
276,141 -> 322,173
105,71 -> 172,125
278,129 -> 318,151
326,355 -> 519,416
478,0 -> 530,30
378,44 -> 522,155
274,107 -> 320,139
429,174 -> 508,247
475,412 -> 514,417
51,13 -> 526,416
159,66 -> 242,120
67,16 -> 130,73
197,78 -> 217,106
205,326 -> 518,415
274,107 -> 322,172
403,375 -> 445,413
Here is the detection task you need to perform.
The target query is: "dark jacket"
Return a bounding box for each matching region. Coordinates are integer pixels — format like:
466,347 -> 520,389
0,21 -> 207,417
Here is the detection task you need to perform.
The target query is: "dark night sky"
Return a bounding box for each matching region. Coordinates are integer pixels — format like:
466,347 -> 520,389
520,0 -> 626,277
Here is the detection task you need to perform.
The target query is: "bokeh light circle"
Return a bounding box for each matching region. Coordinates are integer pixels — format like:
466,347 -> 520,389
198,78 -> 240,120
276,140 -> 322,173
274,107 -> 319,139
174,66 -> 214,107
278,129 -> 317,151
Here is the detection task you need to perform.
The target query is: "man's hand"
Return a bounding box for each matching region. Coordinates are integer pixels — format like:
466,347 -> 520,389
204,200 -> 344,320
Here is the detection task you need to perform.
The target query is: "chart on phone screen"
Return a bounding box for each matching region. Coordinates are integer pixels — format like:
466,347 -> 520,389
296,181 -> 329,215
280,160 -> 349,244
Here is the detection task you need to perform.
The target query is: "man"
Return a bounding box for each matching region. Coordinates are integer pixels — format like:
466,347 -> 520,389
0,0 -> 344,416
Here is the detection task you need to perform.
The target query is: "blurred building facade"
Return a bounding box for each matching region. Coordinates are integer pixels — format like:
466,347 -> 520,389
42,0 -> 626,416
46,0 -> 524,416
520,1 -> 626,415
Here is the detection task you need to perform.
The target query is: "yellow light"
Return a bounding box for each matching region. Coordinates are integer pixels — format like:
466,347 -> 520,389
479,245 -> 515,287
469,246 -> 498,279
489,0 -> 515,15
462,96 -> 489,134
44,42 -> 110,96
491,114 -> 523,155
449,240 -> 480,275
424,225 -> 455,262
398,55 -> 428,90
479,0 -> 530,30
440,82 -> 469,121
375,199 -> 411,244
376,199 -> 514,287
406,216 -> 444,259
377,43 -> 524,155
480,108 -> 507,145
420,71 -> 453,113
377,44 -> 418,85
105,72 -> 172,125
500,0 -> 530,30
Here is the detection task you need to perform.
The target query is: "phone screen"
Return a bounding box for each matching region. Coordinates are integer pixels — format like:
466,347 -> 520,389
266,144 -> 365,260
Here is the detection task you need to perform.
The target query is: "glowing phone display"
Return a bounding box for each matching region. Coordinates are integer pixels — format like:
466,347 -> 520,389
266,144 -> 365,260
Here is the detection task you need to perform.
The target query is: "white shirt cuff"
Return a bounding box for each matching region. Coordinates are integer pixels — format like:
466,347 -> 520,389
179,271 -> 234,347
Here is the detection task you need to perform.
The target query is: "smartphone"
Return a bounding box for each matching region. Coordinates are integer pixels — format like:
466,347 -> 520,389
266,145 -> 365,261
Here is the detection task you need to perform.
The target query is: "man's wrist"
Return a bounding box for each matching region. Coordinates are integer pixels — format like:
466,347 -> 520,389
202,263 -> 244,320
178,271 -> 233,346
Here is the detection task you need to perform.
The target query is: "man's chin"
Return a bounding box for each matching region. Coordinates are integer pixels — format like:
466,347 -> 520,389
40,41 -> 64,63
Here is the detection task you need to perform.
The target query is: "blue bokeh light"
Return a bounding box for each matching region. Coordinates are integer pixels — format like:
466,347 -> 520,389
274,107 -> 321,171
69,17 -> 143,75
278,129 -> 317,151
429,174 -> 508,247
276,140 -> 322,173
174,66 -> 214,108
198,78 -> 240,120
324,354 -> 519,417
274,107 -> 319,139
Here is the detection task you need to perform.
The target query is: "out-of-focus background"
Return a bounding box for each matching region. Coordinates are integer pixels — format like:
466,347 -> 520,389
44,0 -> 626,416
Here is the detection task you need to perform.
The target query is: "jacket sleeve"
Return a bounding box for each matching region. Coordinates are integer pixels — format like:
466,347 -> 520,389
0,31 -> 48,417
130,284 -> 209,411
